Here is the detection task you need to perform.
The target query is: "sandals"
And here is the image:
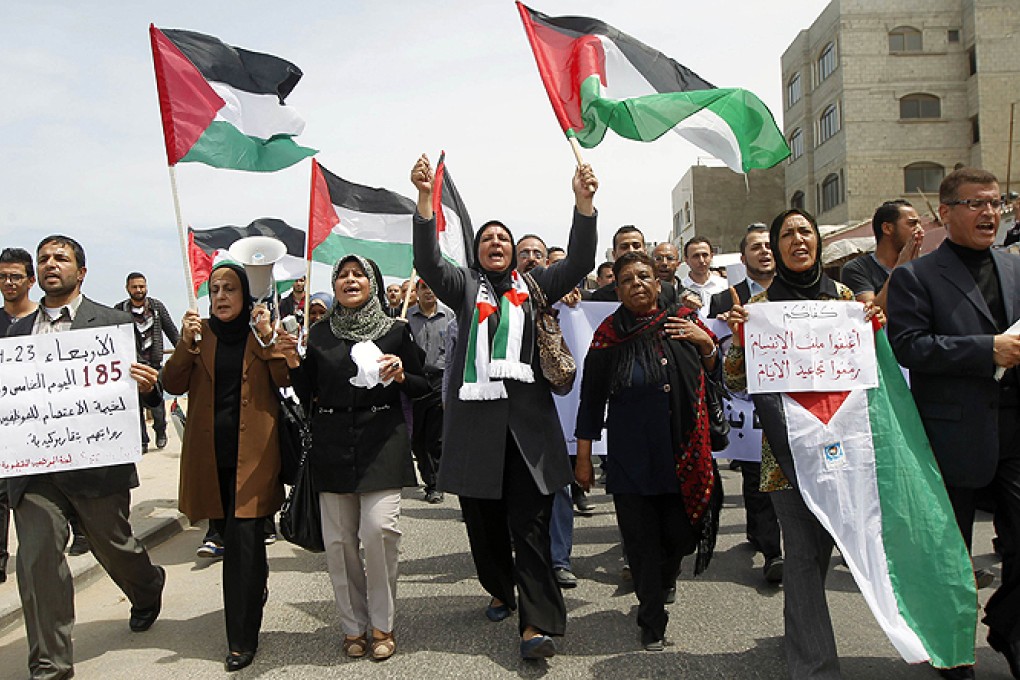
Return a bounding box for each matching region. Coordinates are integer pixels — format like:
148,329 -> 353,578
370,632 -> 396,661
342,634 -> 368,659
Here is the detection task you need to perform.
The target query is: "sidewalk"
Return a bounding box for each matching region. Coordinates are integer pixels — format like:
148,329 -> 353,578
0,408 -> 189,633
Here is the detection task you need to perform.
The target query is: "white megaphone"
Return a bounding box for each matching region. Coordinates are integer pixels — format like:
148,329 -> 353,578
228,236 -> 287,302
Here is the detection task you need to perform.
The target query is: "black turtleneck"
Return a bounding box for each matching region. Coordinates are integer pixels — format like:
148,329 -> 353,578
945,240 -> 1007,331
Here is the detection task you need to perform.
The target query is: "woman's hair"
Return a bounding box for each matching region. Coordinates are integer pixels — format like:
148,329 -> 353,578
611,250 -> 654,280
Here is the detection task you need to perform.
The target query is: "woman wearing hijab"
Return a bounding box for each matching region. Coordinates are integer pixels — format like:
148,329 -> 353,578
307,292 -> 333,326
409,154 -> 598,660
724,209 -> 882,679
163,262 -> 290,672
574,250 -> 720,652
279,255 -> 427,662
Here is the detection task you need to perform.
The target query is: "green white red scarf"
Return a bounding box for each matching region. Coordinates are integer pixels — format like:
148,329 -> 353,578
460,270 -> 534,400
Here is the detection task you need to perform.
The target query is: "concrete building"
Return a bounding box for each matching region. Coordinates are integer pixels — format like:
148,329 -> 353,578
782,0 -> 1020,226
670,164 -> 786,253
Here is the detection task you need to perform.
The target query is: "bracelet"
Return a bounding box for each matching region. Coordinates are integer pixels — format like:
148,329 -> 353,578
700,345 -> 718,360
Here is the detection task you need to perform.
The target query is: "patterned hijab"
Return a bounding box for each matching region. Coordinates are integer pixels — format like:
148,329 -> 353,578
328,254 -> 395,342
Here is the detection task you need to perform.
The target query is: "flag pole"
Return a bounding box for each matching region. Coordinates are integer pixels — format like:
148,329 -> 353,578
399,268 -> 416,320
168,165 -> 200,342
302,257 -> 312,335
568,136 -> 585,166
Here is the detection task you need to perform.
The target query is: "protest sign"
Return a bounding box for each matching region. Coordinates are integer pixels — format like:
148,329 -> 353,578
744,301 -> 877,394
0,324 -> 141,477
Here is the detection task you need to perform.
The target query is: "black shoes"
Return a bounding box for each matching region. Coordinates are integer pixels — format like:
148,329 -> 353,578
155,433 -> 168,449
129,565 -> 165,632
572,485 -> 594,515
989,630 -> 1020,679
225,651 -> 255,672
520,634 -> 556,660
975,568 -> 995,589
937,665 -> 975,679
763,556 -> 784,584
67,534 -> 90,557
554,567 -> 578,589
485,599 -> 512,622
425,489 -> 444,504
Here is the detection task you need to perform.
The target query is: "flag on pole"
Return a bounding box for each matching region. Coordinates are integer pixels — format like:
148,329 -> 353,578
755,331 -> 977,669
308,160 -> 474,283
515,3 -> 789,172
150,25 -> 316,172
188,218 -> 307,296
432,151 -> 476,270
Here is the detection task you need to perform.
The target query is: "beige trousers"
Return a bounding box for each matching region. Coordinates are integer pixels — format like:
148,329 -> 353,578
319,489 -> 402,636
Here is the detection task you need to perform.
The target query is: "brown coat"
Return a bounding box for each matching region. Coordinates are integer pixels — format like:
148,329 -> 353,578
162,320 -> 291,521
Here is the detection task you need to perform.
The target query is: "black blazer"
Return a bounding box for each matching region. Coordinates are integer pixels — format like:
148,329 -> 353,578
6,297 -> 162,506
708,280 -> 751,318
887,242 -> 1020,488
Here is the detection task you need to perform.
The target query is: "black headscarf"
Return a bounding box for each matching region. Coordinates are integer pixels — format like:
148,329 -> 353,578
767,208 -> 839,301
207,262 -> 253,345
473,220 -> 517,296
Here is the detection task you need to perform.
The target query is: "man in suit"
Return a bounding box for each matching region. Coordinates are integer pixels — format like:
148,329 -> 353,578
888,168 -> 1020,680
707,224 -> 783,583
8,235 -> 166,680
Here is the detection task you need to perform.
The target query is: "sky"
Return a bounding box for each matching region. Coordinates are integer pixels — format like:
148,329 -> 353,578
0,0 -> 831,324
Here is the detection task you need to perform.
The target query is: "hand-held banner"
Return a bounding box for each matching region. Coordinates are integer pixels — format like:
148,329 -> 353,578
744,301 -> 877,394
0,324 -> 141,477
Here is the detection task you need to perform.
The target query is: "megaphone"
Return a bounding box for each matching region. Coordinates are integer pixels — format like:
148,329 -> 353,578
228,236 -> 287,301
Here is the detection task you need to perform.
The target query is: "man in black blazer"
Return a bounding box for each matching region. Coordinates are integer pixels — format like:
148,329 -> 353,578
8,236 -> 166,680
888,168 -> 1020,680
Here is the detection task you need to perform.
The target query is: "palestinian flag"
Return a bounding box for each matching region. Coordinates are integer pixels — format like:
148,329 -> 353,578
188,218 -> 307,296
307,158 -> 474,283
756,331 -> 976,669
149,25 -> 316,172
516,3 -> 789,173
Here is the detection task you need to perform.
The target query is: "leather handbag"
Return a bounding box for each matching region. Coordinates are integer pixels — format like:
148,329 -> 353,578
276,393 -> 306,486
704,374 -> 731,452
522,272 -> 576,396
278,432 -> 324,552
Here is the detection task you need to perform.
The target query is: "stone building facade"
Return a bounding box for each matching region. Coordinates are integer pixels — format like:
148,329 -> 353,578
782,0 -> 1020,226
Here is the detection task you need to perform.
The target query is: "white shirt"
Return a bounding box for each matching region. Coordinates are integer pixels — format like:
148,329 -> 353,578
681,273 -> 727,317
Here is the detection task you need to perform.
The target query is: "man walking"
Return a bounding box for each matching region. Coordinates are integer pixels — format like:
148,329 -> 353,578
115,272 -> 179,452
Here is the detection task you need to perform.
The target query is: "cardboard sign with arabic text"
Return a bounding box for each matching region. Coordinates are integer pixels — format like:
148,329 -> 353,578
743,301 -> 877,394
0,324 -> 141,477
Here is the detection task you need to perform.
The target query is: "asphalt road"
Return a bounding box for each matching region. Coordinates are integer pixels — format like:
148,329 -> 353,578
0,470 -> 1011,679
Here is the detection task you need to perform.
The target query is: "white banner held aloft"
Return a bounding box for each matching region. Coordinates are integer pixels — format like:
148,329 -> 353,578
0,324 -> 141,478
743,301 -> 877,394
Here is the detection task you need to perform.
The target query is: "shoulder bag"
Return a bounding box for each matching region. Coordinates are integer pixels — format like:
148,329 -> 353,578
522,271 -> 576,395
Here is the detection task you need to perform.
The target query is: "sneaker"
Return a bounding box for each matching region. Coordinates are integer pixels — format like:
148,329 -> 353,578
763,556 -> 784,584
155,434 -> 168,449
425,490 -> 444,504
196,540 -> 224,558
68,534 -> 90,556
264,533 -> 277,546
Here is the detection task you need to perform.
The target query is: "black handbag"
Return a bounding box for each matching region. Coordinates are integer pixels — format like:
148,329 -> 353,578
278,432 -> 324,553
276,394 -> 306,486
704,374 -> 731,452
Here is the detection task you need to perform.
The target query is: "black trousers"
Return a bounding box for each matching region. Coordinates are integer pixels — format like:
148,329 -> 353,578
138,394 -> 167,445
613,493 -> 695,645
741,461 -> 782,559
459,434 -> 565,637
411,387 -> 443,491
210,467 -> 268,654
945,406 -> 1020,642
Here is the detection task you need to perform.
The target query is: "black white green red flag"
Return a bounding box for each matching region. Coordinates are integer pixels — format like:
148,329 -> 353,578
307,159 -> 474,283
150,25 -> 316,172
516,3 -> 789,172
188,218 -> 307,296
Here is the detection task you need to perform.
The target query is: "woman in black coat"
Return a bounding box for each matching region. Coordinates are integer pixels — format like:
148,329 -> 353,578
410,154 -> 598,660
281,255 -> 427,661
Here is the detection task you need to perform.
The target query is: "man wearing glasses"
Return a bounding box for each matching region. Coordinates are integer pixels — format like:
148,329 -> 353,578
0,247 -> 37,337
889,168 -> 1020,680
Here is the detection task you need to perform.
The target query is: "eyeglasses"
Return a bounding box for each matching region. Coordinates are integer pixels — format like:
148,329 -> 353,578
652,255 -> 677,263
944,198 -> 1005,211
517,249 -> 546,258
0,274 -> 27,283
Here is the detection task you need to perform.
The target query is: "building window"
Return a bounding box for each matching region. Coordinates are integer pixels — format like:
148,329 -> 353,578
968,46 -> 977,75
818,104 -> 839,144
971,115 -> 980,144
791,191 -> 805,210
818,42 -> 837,83
948,29 -> 960,43
821,174 -> 842,212
789,129 -> 804,160
787,73 -> 802,108
889,26 -> 922,52
899,93 -> 941,119
904,162 -> 945,193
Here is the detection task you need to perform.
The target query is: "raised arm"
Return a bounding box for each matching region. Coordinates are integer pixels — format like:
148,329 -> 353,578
410,154 -> 467,307
531,164 -> 599,302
